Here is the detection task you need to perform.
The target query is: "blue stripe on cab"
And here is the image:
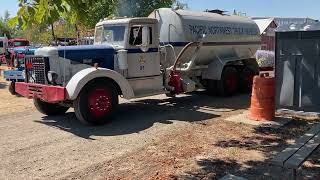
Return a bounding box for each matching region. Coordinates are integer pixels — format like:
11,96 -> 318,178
160,41 -> 261,47
58,45 -> 115,69
126,48 -> 158,53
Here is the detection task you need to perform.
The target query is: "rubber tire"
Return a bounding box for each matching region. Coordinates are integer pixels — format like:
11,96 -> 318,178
34,98 -> 69,116
240,66 -> 258,92
73,80 -> 119,125
217,66 -> 239,96
8,81 -> 16,95
206,79 -> 217,96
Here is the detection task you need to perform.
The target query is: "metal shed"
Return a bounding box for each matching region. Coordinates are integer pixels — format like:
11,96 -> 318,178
276,24 -> 320,111
254,18 -> 277,51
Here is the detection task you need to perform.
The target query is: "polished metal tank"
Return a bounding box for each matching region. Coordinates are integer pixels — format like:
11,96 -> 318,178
149,8 -> 261,66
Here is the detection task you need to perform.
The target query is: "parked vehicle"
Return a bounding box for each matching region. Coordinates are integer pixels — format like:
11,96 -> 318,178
0,37 -> 8,66
4,38 -> 37,94
15,8 -> 261,125
3,70 -> 24,95
7,38 -> 31,67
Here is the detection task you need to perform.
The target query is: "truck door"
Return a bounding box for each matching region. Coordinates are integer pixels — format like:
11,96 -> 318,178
126,24 -> 160,78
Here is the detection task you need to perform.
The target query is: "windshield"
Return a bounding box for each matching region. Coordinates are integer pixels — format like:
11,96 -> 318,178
10,40 -> 29,47
94,25 -> 126,46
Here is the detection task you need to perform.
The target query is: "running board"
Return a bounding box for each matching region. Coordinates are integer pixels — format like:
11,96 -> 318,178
133,89 -> 167,98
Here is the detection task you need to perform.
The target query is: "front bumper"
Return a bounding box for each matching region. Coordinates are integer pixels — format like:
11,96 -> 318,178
4,70 -> 24,81
15,82 -> 66,103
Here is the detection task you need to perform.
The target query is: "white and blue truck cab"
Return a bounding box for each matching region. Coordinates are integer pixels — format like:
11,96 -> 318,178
16,8 -> 261,125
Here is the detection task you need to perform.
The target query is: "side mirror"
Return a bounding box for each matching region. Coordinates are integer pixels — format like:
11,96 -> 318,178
141,26 -> 150,52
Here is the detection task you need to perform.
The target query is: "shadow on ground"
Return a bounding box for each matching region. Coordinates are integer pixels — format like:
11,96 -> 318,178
176,120 -> 320,180
35,92 -> 250,139
0,82 -> 7,89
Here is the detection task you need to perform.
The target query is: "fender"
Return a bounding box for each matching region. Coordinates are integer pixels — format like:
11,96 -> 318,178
201,59 -> 226,80
243,58 -> 260,73
201,58 -> 259,80
66,68 -> 135,100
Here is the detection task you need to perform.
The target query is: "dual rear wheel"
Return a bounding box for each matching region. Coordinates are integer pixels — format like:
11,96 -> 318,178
207,66 -> 257,96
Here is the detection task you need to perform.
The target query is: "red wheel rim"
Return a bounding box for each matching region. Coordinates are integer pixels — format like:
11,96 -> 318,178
225,73 -> 238,93
88,88 -> 112,118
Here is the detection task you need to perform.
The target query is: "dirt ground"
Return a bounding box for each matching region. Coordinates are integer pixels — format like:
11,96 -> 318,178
0,66 -> 34,118
0,66 -> 319,180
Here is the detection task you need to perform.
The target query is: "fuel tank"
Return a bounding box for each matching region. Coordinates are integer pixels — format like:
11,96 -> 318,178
149,8 -> 261,66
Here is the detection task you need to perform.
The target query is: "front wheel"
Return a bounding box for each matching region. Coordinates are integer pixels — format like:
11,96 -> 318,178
73,80 -> 119,125
34,98 -> 69,116
8,81 -> 16,95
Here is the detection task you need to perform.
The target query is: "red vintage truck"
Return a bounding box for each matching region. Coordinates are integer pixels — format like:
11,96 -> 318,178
7,38 -> 31,67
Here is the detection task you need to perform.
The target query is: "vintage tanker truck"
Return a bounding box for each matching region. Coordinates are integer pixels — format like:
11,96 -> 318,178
15,8 -> 261,125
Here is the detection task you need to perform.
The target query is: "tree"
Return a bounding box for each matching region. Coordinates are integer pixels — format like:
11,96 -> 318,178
9,0 -> 181,44
173,0 -> 188,10
9,0 -> 67,44
66,0 -> 118,29
233,9 -> 247,16
10,0 -> 117,40
116,0 -> 174,17
0,10 -> 13,38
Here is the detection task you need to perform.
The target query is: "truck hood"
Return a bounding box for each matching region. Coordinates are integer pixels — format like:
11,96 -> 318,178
57,45 -> 116,69
11,46 -> 37,55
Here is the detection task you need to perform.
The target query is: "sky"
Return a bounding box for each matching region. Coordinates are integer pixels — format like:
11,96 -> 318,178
0,0 -> 319,20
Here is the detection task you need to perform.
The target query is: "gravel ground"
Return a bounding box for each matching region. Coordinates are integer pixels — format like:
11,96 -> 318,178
0,68 -> 35,118
0,69 -> 319,180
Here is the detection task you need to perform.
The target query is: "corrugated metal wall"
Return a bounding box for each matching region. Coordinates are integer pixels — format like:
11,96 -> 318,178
276,30 -> 320,111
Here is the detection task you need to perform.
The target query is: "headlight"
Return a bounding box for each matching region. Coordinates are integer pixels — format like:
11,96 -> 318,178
47,71 -> 58,84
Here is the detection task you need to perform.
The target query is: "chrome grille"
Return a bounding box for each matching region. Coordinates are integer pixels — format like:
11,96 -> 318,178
25,56 -> 47,84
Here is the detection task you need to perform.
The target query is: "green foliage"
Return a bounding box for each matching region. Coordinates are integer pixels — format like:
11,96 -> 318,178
116,0 -> 174,17
75,0 -> 118,28
233,9 -> 247,17
0,10 -> 14,38
173,0 -> 188,10
9,0 -> 186,43
10,0 -> 116,29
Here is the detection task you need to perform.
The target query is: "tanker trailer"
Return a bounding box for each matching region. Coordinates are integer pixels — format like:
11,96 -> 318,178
150,8 -> 261,95
15,8 -> 261,125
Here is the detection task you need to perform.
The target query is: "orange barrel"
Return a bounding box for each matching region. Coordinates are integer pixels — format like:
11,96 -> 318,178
249,73 -> 275,121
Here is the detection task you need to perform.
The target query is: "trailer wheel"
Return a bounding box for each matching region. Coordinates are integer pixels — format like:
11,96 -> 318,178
73,80 -> 118,125
240,66 -> 258,92
217,67 -> 239,96
8,81 -> 16,95
206,80 -> 217,96
34,98 -> 69,116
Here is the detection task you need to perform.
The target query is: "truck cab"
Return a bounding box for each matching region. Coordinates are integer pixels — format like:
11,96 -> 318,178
94,18 -> 163,96
8,38 -> 30,48
15,17 -> 167,124
7,38 -> 32,68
